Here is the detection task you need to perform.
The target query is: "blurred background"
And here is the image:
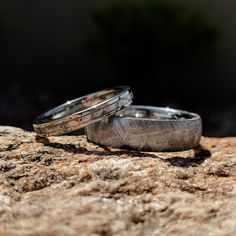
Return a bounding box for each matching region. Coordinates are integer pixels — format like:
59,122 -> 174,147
0,0 -> 235,136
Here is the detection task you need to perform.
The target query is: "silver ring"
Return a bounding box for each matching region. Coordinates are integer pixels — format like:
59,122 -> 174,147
85,105 -> 202,151
33,86 -> 133,136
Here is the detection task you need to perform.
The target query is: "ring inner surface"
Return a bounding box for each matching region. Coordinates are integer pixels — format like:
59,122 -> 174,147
117,107 -> 194,120
39,89 -> 118,122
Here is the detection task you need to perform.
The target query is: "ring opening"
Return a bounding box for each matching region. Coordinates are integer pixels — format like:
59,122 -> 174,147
35,89 -> 120,124
117,107 -> 194,120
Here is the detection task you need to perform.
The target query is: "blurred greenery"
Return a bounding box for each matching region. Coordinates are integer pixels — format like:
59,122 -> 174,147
90,0 -> 220,78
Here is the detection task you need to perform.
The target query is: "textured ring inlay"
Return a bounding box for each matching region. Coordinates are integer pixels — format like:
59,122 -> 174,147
85,105 -> 202,151
33,86 -> 133,136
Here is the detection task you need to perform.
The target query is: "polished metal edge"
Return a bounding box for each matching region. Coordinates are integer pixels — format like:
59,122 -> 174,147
33,86 -> 133,136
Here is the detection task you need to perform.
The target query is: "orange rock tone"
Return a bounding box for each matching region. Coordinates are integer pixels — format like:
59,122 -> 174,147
0,126 -> 235,236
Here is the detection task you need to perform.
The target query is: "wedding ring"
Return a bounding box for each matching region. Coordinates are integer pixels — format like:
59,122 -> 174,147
85,105 -> 202,151
33,86 -> 133,136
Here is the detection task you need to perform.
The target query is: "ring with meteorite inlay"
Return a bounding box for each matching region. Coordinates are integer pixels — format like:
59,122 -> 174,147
85,105 -> 202,151
33,86 -> 133,137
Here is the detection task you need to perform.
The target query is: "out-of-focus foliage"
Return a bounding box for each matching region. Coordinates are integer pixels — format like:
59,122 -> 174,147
90,0 -> 220,75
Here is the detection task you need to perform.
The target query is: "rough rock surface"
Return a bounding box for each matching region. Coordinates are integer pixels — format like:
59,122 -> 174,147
0,126 -> 235,236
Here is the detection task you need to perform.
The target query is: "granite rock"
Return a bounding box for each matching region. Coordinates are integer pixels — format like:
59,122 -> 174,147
0,126 -> 235,236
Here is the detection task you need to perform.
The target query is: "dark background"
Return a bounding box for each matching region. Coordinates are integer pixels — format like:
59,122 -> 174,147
0,0 -> 235,136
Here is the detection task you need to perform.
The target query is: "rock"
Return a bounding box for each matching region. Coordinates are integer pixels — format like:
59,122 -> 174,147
0,126 -> 235,236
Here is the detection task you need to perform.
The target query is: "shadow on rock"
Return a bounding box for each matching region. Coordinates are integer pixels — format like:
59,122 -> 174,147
36,135 -> 211,167
164,145 -> 211,168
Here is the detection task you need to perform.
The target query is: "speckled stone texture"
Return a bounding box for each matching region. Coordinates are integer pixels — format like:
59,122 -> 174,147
0,126 -> 235,236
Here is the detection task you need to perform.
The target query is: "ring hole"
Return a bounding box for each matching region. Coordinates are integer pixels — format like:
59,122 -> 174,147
117,107 -> 194,120
43,89 -> 118,121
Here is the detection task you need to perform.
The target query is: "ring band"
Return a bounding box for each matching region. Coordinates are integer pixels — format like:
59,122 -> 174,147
33,86 -> 133,136
85,105 -> 202,151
